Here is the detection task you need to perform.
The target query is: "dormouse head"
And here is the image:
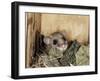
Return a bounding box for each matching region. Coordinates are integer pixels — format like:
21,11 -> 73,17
43,31 -> 68,51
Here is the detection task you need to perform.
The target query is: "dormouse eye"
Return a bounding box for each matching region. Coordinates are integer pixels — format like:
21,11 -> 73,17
53,39 -> 58,45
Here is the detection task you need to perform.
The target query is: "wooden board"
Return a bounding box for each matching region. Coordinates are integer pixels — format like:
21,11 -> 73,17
41,13 -> 89,44
25,13 -> 41,68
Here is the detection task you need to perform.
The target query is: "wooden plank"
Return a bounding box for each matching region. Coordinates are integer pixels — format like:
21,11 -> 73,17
41,13 -> 89,44
25,13 -> 41,68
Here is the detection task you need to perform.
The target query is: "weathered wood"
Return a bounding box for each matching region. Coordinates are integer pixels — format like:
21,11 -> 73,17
25,13 -> 41,68
41,14 -> 89,44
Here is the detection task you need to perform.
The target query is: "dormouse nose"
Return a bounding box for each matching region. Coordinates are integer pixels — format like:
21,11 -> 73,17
53,39 -> 58,45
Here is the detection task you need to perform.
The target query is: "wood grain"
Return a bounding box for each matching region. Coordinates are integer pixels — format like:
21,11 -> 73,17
25,13 -> 41,68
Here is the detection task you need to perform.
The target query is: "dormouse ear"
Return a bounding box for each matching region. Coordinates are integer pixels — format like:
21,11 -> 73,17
43,37 -> 51,45
61,30 -> 67,37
